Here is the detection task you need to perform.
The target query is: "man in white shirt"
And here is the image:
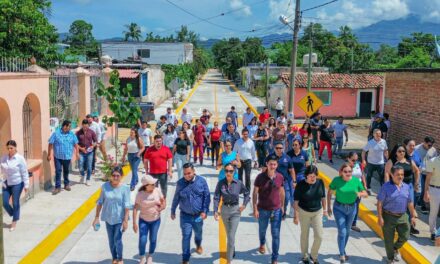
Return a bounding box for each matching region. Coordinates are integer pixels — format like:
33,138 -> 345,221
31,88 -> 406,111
425,155 -> 440,241
87,114 -> 102,174
233,128 -> 257,190
242,107 -> 255,127
180,108 -> 192,124
332,116 -> 348,155
416,136 -> 438,212
362,129 -> 389,194
165,107 -> 177,125
93,116 -> 107,160
275,97 -> 284,118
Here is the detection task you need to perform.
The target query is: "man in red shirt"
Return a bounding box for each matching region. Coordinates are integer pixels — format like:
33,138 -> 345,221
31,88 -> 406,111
259,107 -> 271,124
192,119 -> 206,165
144,135 -> 173,197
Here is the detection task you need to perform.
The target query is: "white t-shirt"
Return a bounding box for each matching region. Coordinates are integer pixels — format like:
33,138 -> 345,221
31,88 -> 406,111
275,100 -> 284,110
185,129 -> 193,140
181,113 -> 192,124
363,138 -> 388,165
138,128 -> 152,146
165,113 -> 177,124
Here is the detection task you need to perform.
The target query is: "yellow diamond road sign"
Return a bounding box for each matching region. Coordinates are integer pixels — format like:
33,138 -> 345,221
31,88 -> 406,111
298,92 -> 323,117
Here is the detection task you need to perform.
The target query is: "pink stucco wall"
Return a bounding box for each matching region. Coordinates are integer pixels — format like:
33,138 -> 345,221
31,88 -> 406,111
0,67 -> 51,191
278,87 -> 384,118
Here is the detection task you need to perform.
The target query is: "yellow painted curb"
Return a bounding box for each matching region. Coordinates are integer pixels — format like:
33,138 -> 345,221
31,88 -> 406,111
228,81 -> 259,117
318,171 -> 431,264
175,73 -> 207,115
19,165 -> 131,264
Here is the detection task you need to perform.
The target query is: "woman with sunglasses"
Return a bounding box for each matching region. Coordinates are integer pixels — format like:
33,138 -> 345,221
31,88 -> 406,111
254,122 -> 269,168
213,163 -> 250,263
209,121 -> 222,166
1,140 -> 29,232
327,163 -> 368,263
346,152 -> 367,232
93,166 -> 131,264
384,144 -> 420,235
302,135 -> 316,166
217,141 -> 241,181
133,175 -> 166,264
122,128 -> 144,191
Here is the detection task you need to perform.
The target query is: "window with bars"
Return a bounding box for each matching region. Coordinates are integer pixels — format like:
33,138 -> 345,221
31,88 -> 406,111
22,97 -> 32,159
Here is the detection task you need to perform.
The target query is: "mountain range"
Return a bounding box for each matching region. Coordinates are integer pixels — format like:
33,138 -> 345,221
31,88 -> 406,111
198,14 -> 440,50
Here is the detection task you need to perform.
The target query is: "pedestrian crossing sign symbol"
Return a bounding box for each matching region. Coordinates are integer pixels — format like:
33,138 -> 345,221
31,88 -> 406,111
298,92 -> 323,117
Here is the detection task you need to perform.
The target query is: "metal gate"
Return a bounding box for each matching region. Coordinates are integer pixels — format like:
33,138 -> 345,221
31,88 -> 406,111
22,97 -> 32,159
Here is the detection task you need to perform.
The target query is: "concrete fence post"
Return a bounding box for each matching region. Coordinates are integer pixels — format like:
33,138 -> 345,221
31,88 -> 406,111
75,66 -> 91,120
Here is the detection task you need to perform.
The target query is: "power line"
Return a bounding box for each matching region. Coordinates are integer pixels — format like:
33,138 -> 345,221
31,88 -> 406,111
164,0 -> 262,33
301,0 -> 338,13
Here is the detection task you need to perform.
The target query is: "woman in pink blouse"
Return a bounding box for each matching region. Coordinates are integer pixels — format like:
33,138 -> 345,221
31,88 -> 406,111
133,175 -> 166,264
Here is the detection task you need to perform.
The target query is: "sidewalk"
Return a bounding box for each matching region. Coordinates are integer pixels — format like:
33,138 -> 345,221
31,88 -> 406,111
2,147 -> 118,264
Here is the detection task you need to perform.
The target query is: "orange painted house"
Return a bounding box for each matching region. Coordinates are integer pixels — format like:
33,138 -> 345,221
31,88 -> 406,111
270,73 -> 384,118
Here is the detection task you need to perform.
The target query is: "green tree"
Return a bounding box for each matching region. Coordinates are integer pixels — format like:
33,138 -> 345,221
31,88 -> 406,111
65,20 -> 98,59
123,23 -> 142,41
396,47 -> 431,68
374,44 -> 399,67
0,0 -> 58,67
398,32 -> 435,57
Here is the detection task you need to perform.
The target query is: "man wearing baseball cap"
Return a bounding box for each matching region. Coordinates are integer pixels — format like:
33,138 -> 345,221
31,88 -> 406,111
369,113 -> 388,140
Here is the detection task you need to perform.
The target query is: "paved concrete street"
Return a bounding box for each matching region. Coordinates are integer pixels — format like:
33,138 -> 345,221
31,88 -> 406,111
53,71 -> 385,264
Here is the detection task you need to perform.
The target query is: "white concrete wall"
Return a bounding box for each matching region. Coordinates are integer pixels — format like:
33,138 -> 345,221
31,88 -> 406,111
141,66 -> 170,106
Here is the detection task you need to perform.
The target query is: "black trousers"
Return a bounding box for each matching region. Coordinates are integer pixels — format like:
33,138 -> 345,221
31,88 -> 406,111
211,141 -> 220,163
238,159 -> 252,191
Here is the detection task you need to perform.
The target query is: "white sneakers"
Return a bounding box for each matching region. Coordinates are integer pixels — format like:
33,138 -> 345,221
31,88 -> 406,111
85,180 -> 91,186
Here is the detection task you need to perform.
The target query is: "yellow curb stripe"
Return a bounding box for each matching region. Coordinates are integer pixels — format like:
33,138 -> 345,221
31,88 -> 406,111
228,81 -> 259,117
318,171 -> 430,264
175,73 -> 207,115
218,200 -> 228,264
19,165 -> 131,264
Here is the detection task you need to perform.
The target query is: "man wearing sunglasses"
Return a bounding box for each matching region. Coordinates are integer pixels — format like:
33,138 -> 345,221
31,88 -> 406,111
171,163 -> 211,264
253,155 -> 285,264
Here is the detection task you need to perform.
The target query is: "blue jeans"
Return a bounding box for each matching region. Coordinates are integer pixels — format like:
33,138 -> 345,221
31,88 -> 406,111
175,153 -> 189,179
283,176 -> 294,216
180,213 -> 203,262
366,163 -> 385,189
333,137 -> 344,154
333,202 -> 356,256
352,198 -> 361,226
419,174 -> 426,206
79,151 -> 93,180
258,208 -> 282,261
139,218 -> 161,256
105,222 -> 123,261
128,153 -> 141,189
3,182 -> 24,221
54,158 -> 71,188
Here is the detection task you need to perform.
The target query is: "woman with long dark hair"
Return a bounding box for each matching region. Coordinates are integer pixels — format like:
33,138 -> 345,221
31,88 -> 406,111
302,135 -> 316,166
93,166 -> 130,264
299,122 -> 312,138
163,124 -> 178,150
122,128 -> 144,191
173,131 -> 191,179
246,117 -> 258,139
209,121 -> 222,166
1,140 -> 29,231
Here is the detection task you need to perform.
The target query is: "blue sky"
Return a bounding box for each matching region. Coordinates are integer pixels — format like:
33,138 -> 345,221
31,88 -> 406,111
51,0 -> 440,40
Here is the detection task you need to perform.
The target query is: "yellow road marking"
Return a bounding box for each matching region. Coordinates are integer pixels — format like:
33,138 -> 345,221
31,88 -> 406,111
175,73 -> 206,115
232,82 -> 430,264
19,165 -> 131,264
318,171 -> 430,264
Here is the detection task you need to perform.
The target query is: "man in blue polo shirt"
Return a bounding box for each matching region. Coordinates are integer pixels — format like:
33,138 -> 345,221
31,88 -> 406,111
47,120 -> 79,194
264,143 -> 296,219
171,163 -> 211,264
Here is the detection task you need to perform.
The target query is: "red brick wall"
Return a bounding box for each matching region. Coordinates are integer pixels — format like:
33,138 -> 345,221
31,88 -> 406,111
383,72 -> 440,147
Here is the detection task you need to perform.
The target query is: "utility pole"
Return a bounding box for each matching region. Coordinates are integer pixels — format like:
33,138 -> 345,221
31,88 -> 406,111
288,0 -> 301,119
307,22 -> 313,92
265,57 -> 270,107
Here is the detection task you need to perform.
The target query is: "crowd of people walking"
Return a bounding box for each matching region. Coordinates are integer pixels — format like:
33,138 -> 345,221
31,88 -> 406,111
2,103 -> 440,264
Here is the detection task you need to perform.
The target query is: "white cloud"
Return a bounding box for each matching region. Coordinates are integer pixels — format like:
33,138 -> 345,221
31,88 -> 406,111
140,26 -> 147,33
230,0 -> 252,16
372,0 -> 409,20
200,36 -> 208,41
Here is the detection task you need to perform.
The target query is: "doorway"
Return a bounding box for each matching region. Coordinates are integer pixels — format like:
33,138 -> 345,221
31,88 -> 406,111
359,91 -> 373,118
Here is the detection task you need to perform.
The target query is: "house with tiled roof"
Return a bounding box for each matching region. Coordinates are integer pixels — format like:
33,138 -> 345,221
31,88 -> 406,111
271,73 -> 384,118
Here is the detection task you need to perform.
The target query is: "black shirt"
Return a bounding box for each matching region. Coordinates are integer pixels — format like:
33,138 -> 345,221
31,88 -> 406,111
371,121 -> 388,138
293,179 -> 326,212
394,160 -> 413,184
213,179 -> 250,213
319,125 -> 334,142
174,138 -> 190,155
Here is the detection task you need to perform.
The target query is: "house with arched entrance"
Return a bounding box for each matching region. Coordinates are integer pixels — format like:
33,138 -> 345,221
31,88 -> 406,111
0,62 -> 51,197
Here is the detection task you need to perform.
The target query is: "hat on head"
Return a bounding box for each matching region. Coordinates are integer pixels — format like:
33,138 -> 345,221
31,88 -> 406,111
375,113 -> 384,119
141,175 -> 158,186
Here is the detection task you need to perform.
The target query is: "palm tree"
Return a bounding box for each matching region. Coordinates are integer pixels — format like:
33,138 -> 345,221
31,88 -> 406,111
123,23 -> 142,41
